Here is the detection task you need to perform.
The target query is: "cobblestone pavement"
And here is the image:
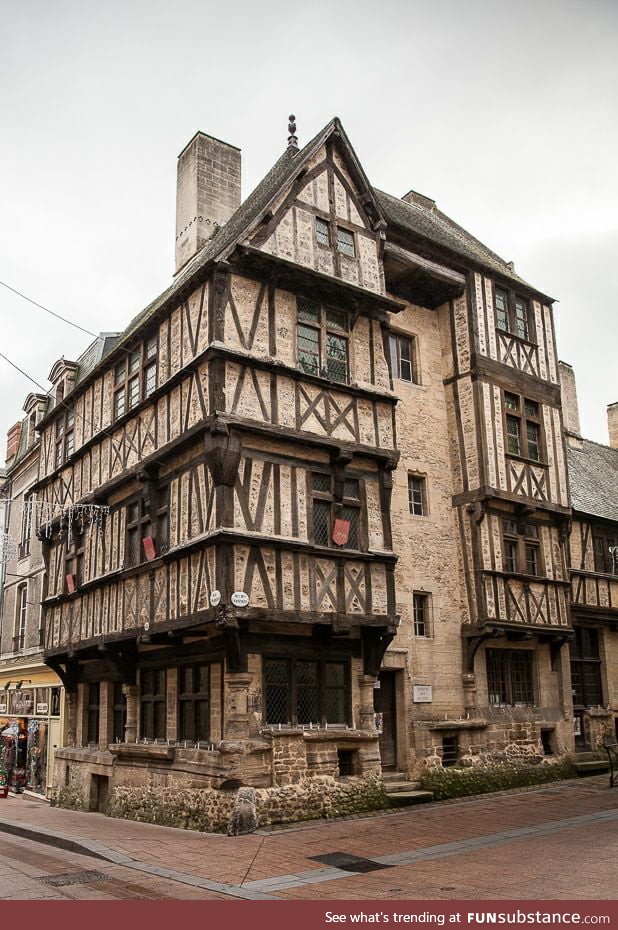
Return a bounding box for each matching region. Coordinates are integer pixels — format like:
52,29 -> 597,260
0,777 -> 616,900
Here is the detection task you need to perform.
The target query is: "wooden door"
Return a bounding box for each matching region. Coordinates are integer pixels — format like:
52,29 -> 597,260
375,671 -> 397,769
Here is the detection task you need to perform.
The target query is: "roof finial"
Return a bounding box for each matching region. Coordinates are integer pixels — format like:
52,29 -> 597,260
288,114 -> 298,148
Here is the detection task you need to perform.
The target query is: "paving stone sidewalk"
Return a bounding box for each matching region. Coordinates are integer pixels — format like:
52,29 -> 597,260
0,777 -> 616,900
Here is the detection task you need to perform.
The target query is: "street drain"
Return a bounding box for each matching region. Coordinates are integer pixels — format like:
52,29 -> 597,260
309,853 -> 392,873
38,870 -> 112,887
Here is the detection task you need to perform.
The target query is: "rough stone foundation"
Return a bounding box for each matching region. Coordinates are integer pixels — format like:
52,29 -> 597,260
106,773 -> 387,833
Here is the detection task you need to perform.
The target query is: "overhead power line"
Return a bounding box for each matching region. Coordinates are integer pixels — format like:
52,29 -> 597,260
0,279 -> 97,339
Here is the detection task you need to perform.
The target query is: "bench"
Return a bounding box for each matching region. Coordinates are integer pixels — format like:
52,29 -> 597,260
604,740 -> 618,789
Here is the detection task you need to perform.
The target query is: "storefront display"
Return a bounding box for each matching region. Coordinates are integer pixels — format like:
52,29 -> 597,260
0,686 -> 62,795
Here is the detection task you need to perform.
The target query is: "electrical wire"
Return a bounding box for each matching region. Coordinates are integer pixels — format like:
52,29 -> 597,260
0,350 -> 170,476
0,279 -> 97,339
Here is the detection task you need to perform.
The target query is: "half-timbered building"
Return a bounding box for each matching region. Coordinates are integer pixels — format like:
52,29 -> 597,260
24,116 -> 615,818
561,366 -> 618,750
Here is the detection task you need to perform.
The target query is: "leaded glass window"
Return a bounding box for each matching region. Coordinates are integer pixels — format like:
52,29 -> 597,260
296,300 -> 349,384
263,657 -> 348,726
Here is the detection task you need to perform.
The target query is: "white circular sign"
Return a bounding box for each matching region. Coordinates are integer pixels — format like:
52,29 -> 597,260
231,591 -> 249,608
210,590 -> 222,607
143,621 -> 150,631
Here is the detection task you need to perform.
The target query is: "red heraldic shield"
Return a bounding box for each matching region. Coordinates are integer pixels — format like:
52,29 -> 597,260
142,537 -> 156,561
332,518 -> 350,546
66,573 -> 76,593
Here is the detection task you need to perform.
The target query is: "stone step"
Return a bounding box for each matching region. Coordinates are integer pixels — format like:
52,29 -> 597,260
386,790 -> 434,808
572,759 -> 609,776
381,771 -> 411,783
385,781 -> 423,794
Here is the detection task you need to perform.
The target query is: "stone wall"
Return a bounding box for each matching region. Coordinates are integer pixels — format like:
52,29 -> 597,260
109,773 -> 387,833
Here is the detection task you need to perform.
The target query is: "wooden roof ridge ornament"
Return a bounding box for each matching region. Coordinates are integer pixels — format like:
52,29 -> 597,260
288,114 -> 298,149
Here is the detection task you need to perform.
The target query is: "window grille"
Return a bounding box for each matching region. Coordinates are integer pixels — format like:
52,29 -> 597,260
263,657 -> 348,727
570,628 -> 603,707
486,649 -> 534,706
112,682 -> 127,743
310,472 -> 362,551
442,735 -> 459,767
140,668 -> 166,740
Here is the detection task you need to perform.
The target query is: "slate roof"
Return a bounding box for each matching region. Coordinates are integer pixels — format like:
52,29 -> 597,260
567,439 -> 618,523
46,116 -> 553,408
376,189 -> 541,294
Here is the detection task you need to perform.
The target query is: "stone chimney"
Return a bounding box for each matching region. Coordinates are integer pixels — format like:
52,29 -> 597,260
6,422 -> 22,462
402,189 -> 436,212
608,402 -> 618,449
558,361 -> 583,447
175,131 -> 241,274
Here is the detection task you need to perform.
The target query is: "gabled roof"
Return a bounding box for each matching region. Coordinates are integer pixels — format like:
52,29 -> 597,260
567,439 -> 618,523
42,116 -> 555,413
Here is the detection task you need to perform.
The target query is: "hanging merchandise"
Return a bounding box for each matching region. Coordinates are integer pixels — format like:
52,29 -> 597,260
0,720 -> 27,793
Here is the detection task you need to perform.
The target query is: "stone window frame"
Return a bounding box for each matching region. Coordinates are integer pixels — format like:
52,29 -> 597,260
18,493 -> 33,559
388,331 -> 420,384
503,391 -> 544,464
493,283 -> 536,344
412,591 -> 432,637
501,518 -> 543,578
308,470 -> 365,552
113,333 -> 158,423
262,655 -> 350,728
486,647 -> 535,707
407,473 -> 428,517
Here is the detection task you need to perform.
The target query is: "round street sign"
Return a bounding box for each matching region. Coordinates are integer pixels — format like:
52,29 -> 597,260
231,591 -> 249,608
210,590 -> 222,607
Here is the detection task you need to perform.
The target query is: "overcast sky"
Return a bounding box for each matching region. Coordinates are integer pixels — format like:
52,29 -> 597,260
1,0 -> 616,447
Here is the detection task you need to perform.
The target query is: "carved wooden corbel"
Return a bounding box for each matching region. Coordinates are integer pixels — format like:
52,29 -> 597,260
204,421 -> 242,487
464,628 -> 502,674
330,448 -> 354,504
361,626 -> 395,678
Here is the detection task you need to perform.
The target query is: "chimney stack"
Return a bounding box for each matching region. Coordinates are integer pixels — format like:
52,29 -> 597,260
175,131 -> 241,274
608,402 -> 618,449
6,422 -> 22,462
558,361 -> 583,447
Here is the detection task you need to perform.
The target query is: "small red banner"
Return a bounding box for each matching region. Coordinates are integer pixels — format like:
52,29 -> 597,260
332,518 -> 350,546
142,536 -> 156,561
65,573 -> 76,593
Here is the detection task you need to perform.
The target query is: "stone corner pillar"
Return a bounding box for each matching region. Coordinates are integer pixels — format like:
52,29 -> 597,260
65,689 -> 78,747
122,684 -> 139,744
358,673 -> 378,732
224,671 -> 252,740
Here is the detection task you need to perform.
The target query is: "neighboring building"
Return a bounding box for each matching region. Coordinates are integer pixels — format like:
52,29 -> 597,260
0,391 -> 62,794
3,116 -> 614,818
0,336 -> 119,796
561,363 -> 618,750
